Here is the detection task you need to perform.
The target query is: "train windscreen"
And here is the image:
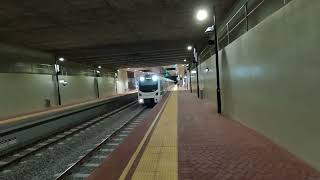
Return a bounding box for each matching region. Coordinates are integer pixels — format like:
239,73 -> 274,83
139,79 -> 158,92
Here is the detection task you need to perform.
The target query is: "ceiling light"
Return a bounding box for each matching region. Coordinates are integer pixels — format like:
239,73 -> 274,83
187,46 -> 192,51
184,59 -> 187,62
98,66 -> 102,69
58,57 -> 65,62
196,9 -> 208,21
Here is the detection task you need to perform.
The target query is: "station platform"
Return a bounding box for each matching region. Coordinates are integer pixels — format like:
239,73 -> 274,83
89,88 -> 320,180
0,92 -> 135,129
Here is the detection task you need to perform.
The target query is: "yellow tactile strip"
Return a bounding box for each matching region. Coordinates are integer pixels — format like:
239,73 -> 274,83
131,91 -> 178,180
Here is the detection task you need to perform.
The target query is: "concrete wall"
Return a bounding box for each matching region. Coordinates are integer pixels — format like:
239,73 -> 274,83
0,73 -> 118,119
98,76 -> 116,98
117,69 -> 129,93
0,43 -> 120,120
0,73 -> 56,118
198,0 -> 320,170
59,75 -> 97,105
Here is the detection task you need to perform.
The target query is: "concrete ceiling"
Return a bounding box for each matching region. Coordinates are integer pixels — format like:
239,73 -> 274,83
0,0 -> 237,69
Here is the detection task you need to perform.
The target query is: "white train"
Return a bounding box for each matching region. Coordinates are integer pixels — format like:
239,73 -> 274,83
138,73 -> 174,105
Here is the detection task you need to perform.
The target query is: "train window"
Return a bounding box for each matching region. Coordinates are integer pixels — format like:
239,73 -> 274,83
139,80 -> 158,92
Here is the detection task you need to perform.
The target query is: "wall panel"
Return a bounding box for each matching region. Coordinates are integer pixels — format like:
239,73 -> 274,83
199,0 -> 320,170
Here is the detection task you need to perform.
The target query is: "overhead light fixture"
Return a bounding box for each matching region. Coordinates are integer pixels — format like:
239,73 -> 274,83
54,64 -> 60,72
187,46 -> 193,51
191,70 -> 197,74
96,70 -> 100,74
127,68 -> 130,70
196,9 -> 208,21
98,66 -> 102,69
205,25 -> 215,34
58,57 -> 65,62
59,80 -> 68,86
184,59 -> 187,62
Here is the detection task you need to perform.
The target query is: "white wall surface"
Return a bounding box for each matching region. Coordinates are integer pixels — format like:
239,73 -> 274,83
0,73 -> 57,118
198,0 -> 320,170
59,75 -> 97,105
98,76 -> 116,98
116,69 -> 129,94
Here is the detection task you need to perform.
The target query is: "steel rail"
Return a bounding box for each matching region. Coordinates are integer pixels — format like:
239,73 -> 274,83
0,101 -> 137,171
55,107 -> 146,180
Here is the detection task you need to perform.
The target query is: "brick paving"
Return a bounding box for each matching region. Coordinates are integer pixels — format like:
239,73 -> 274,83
177,91 -> 320,180
88,90 -> 320,180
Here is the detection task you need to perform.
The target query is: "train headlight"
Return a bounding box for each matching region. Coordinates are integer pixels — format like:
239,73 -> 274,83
139,77 -> 145,82
139,99 -> 144,104
152,75 -> 158,81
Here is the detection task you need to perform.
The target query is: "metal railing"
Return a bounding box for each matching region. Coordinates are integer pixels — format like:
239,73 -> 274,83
199,0 -> 292,60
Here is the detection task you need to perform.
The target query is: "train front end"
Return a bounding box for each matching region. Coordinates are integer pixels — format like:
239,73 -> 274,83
138,74 -> 160,105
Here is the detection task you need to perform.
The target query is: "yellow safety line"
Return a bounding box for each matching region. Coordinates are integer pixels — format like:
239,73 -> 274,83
118,92 -> 173,180
131,91 -> 178,180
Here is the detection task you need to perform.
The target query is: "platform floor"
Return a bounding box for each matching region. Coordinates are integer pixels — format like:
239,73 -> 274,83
0,92 -> 134,130
89,89 -> 320,180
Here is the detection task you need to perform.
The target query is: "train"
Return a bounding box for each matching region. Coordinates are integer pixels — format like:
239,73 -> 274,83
138,73 -> 174,105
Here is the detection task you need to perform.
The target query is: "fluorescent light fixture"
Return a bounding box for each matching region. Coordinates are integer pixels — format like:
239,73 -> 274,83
187,46 -> 192,51
59,80 -> 68,85
152,75 -> 158,81
191,70 -> 197,74
98,66 -> 102,69
140,76 -> 145,81
54,64 -> 60,72
58,57 -> 65,62
196,9 -> 208,21
205,25 -> 215,34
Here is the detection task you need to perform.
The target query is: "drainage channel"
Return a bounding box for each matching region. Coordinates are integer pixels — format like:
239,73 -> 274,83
0,103 -> 147,180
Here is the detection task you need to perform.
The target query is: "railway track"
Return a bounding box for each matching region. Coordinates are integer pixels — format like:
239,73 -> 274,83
0,103 -> 148,180
55,109 -> 147,179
